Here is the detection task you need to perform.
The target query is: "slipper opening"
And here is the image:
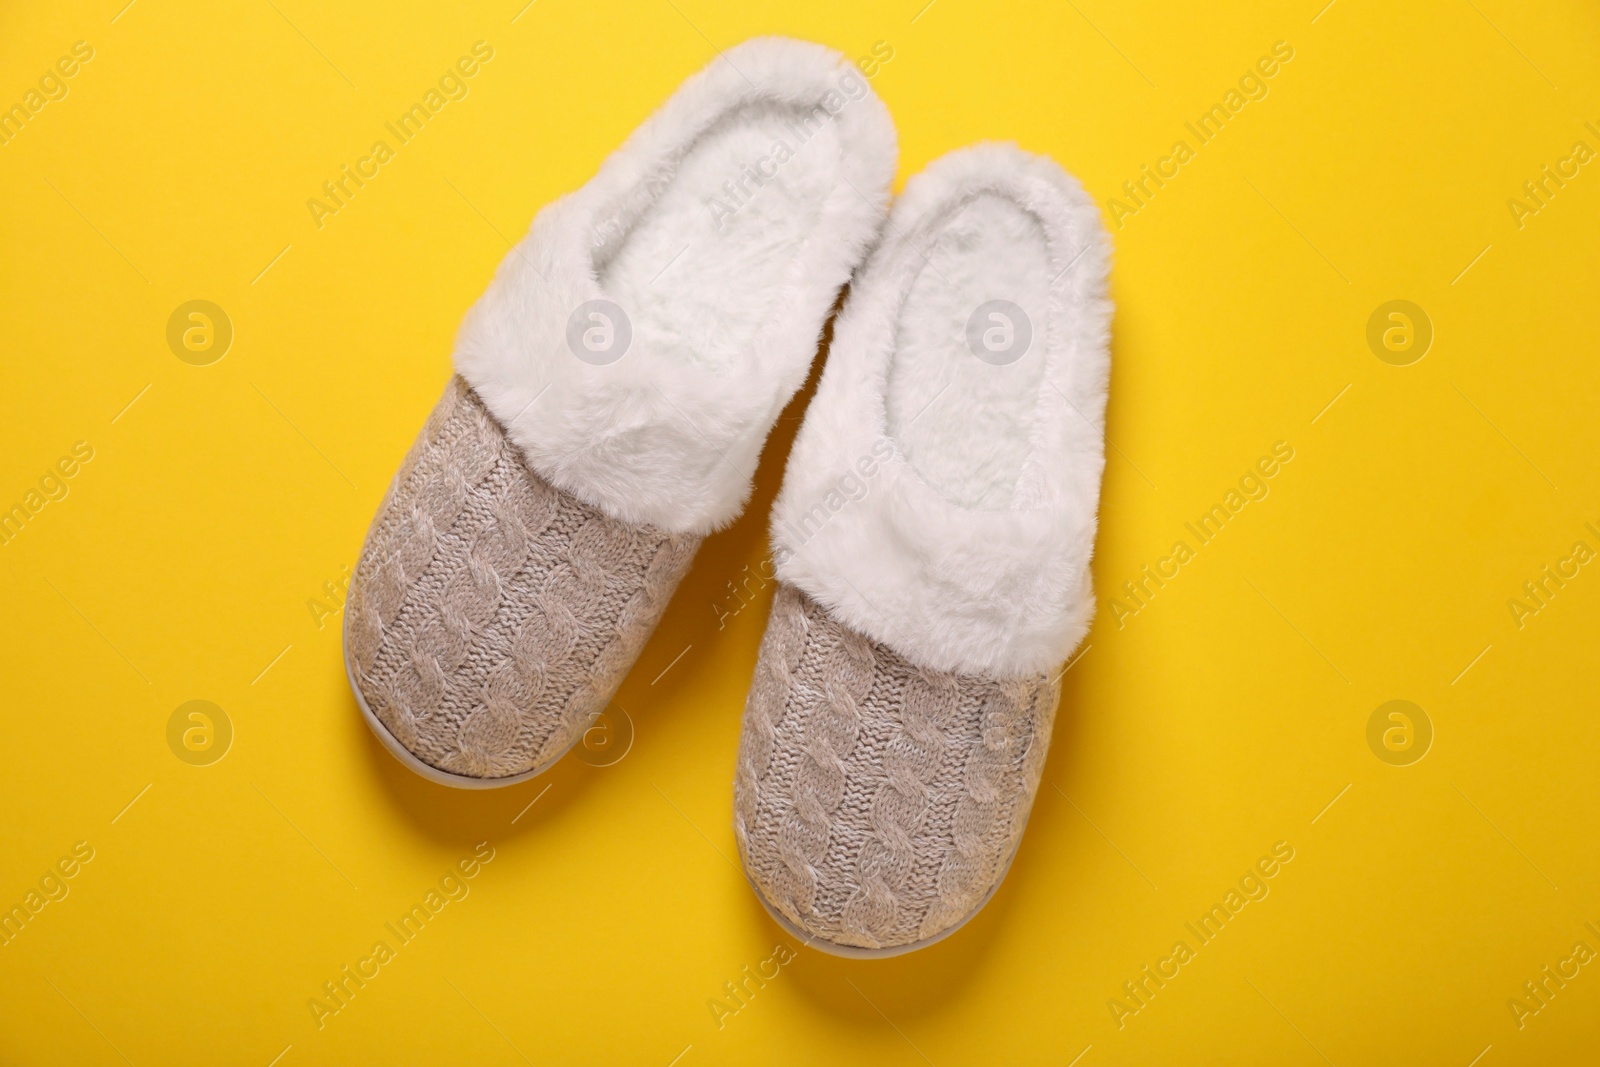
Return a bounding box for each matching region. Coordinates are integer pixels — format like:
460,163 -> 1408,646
596,100 -> 849,377
884,192 -> 1051,510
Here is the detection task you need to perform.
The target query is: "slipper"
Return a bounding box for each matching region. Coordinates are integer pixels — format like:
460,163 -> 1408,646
733,143 -> 1111,954
345,37 -> 897,788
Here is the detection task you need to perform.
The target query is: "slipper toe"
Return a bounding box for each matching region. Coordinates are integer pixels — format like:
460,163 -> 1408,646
345,377 -> 699,787
734,584 -> 1059,955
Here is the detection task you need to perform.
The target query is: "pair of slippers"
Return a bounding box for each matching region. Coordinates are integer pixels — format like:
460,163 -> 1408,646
344,37 -> 1110,957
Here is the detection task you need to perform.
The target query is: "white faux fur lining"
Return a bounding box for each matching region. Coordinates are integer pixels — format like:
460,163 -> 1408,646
454,37 -> 897,536
771,144 -> 1112,679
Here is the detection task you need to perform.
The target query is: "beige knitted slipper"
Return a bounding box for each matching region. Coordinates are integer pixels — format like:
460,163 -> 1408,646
734,144 -> 1111,953
345,38 -> 896,787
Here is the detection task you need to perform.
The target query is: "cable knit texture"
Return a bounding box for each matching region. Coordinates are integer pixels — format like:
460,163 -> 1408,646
734,583 -> 1058,951
346,377 -> 700,782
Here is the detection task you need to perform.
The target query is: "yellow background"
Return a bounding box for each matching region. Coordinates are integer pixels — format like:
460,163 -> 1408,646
2,0 -> 1598,1063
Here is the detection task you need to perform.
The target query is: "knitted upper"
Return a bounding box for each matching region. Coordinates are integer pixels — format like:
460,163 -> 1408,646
346,378 -> 699,781
734,583 -> 1059,951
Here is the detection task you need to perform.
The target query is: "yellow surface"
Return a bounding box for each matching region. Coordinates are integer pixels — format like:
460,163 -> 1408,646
2,0 -> 1598,1063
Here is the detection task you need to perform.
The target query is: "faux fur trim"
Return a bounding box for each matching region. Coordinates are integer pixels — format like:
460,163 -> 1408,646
771,144 -> 1112,679
454,37 -> 897,535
